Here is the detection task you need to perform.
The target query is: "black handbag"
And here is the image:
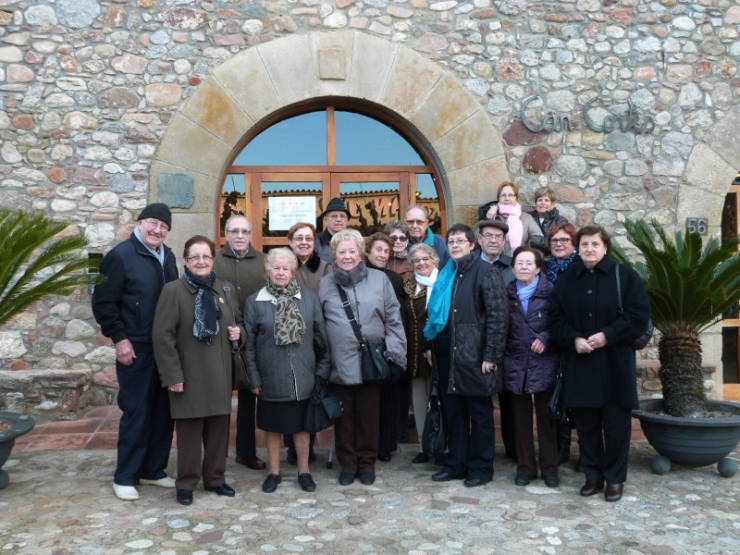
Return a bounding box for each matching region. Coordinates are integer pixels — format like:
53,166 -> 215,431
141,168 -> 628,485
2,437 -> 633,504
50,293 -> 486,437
304,376 -> 342,433
616,264 -> 654,350
546,367 -> 570,425
222,284 -> 251,390
421,368 -> 446,457
335,283 -> 403,383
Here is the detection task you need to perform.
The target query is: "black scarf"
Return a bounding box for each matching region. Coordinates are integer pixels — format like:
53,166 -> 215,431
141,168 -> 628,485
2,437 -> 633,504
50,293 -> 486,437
184,267 -> 222,345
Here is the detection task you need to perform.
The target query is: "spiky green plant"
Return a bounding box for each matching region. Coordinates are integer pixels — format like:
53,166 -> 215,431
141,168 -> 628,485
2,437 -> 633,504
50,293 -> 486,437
0,209 -> 102,327
616,219 -> 740,417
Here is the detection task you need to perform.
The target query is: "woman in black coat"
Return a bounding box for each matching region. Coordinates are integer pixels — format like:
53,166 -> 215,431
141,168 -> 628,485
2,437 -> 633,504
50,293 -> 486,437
502,247 -> 559,488
549,226 -> 651,502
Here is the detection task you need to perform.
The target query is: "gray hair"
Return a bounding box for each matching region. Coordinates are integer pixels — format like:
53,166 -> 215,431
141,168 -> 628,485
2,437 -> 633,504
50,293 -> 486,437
384,220 -> 409,237
408,243 -> 439,265
329,229 -> 365,259
264,247 -> 298,274
225,214 -> 251,231
404,205 -> 429,220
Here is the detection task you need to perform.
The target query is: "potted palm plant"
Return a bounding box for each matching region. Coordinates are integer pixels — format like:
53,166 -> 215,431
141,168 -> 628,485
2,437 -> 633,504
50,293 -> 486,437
0,208 -> 102,488
617,219 -> 740,477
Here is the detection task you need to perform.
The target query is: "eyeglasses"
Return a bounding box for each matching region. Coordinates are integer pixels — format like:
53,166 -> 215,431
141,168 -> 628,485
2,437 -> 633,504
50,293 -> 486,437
550,237 -> 570,244
447,240 -> 469,246
291,235 -> 314,242
326,213 -> 348,220
227,228 -> 251,236
411,256 -> 432,265
480,233 -> 505,240
405,219 -> 426,226
390,235 -> 407,242
186,255 -> 214,262
142,219 -> 170,232
514,260 -> 536,267
499,193 -> 517,199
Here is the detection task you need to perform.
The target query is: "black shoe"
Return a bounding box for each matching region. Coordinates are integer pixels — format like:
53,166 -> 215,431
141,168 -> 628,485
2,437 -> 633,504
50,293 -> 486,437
176,489 -> 193,506
397,432 -> 410,444
463,477 -> 490,488
431,470 -> 465,482
378,452 -> 391,462
434,454 -> 446,467
544,476 -> 560,488
574,458 -> 584,472
338,472 -> 355,486
236,455 -> 267,470
359,472 -> 375,485
412,453 -> 431,464
308,449 -> 317,464
261,474 -> 281,493
297,473 -> 316,492
286,449 -> 298,465
205,483 -> 235,497
514,475 -> 535,486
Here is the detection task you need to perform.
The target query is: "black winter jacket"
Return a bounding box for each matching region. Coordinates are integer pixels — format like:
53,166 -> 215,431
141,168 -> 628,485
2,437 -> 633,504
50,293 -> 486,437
92,233 -> 178,350
440,252 -> 508,397
502,277 -> 558,395
549,254 -> 651,410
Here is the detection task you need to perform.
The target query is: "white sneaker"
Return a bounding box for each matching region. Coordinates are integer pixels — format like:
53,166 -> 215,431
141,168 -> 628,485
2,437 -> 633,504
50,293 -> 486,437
113,483 -> 140,501
140,476 -> 176,489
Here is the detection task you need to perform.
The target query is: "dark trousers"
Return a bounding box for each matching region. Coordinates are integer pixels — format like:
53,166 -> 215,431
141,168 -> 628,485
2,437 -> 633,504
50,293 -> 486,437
334,383 -> 380,475
114,351 -> 174,486
235,389 -> 257,458
498,391 -> 516,458
175,414 -> 230,490
511,392 -> 558,479
573,405 -> 632,484
437,362 -> 495,481
396,377 -> 410,440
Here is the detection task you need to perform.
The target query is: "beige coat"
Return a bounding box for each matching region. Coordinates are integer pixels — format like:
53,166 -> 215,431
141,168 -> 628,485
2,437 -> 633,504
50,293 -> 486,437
153,276 -> 245,420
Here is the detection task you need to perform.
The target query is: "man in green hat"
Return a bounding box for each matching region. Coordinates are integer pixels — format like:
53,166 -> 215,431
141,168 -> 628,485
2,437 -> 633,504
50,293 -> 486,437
315,197 -> 350,264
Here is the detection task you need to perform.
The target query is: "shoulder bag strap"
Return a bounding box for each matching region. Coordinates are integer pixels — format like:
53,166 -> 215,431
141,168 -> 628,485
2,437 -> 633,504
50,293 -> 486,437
615,263 -> 623,314
221,284 -> 241,350
335,283 -> 364,345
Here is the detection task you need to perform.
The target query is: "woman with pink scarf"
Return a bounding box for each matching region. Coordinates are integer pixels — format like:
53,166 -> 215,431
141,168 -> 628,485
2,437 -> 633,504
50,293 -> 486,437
485,181 -> 544,256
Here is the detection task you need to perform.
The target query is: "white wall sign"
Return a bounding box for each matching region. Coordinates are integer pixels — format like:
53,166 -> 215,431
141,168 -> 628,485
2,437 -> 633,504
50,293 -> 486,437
269,196 -> 316,230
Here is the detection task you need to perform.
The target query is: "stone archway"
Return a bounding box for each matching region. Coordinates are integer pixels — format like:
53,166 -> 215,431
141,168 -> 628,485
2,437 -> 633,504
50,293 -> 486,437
674,104 -> 740,399
149,31 -> 508,254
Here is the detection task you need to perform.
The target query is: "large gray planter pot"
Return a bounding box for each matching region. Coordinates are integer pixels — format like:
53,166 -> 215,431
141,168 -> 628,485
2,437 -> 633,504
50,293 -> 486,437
632,399 -> 740,477
0,412 -> 35,489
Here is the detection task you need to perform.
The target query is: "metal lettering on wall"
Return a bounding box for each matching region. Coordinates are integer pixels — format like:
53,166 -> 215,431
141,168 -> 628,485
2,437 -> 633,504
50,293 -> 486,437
521,96 -> 655,135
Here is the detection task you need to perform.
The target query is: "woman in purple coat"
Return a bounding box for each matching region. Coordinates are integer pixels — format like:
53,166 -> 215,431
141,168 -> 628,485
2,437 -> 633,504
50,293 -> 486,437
502,246 -> 559,487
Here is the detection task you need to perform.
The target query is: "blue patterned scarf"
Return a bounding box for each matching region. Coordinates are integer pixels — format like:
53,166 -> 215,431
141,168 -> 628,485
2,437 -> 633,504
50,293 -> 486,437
546,252 -> 578,283
423,258 -> 456,341
184,267 -> 221,345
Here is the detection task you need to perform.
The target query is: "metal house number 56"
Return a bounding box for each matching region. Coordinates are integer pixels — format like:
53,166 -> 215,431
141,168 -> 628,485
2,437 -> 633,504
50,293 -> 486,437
686,217 -> 709,235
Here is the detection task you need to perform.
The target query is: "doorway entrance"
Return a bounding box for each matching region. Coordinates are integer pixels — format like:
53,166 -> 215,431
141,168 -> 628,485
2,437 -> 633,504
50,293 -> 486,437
721,175 -> 740,401
218,106 -> 445,250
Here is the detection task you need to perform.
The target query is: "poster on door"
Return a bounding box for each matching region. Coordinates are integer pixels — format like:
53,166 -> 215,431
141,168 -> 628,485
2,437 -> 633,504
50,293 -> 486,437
269,196 -> 316,230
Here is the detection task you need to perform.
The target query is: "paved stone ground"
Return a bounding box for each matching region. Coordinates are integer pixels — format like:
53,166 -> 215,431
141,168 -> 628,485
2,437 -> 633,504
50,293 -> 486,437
0,442 -> 738,555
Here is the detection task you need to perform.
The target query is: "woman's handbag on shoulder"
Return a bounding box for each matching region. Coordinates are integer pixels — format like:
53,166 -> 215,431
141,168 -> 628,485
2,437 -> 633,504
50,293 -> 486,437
616,263 -> 654,350
222,284 -> 251,390
335,283 -> 403,383
546,367 -> 570,425
304,376 -> 342,433
421,367 -> 446,457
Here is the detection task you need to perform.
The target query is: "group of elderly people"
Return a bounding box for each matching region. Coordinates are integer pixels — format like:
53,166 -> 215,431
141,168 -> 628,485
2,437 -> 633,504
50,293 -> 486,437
147,186 -> 650,506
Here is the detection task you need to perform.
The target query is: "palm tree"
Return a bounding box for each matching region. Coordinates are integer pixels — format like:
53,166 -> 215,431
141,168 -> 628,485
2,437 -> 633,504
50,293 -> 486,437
0,209 -> 101,327
616,219 -> 740,417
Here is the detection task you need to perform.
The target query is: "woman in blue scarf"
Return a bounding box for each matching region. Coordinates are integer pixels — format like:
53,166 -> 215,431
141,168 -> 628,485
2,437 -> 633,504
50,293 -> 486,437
502,247 -> 559,487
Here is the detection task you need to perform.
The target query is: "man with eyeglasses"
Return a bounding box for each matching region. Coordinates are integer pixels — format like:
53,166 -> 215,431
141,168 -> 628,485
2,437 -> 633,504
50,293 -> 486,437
315,197 -> 351,264
214,215 -> 267,472
405,205 -> 449,269
477,219 -> 517,462
477,220 -> 515,285
93,203 -> 179,501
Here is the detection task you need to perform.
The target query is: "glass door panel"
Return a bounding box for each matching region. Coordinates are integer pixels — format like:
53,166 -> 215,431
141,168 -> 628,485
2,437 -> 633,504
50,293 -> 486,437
331,173 -> 406,237
254,173 -> 329,250
415,173 -> 443,235
722,185 -> 740,400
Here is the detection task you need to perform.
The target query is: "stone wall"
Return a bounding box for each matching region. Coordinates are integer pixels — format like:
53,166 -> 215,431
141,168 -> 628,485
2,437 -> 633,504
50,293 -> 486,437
0,0 -> 738,417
